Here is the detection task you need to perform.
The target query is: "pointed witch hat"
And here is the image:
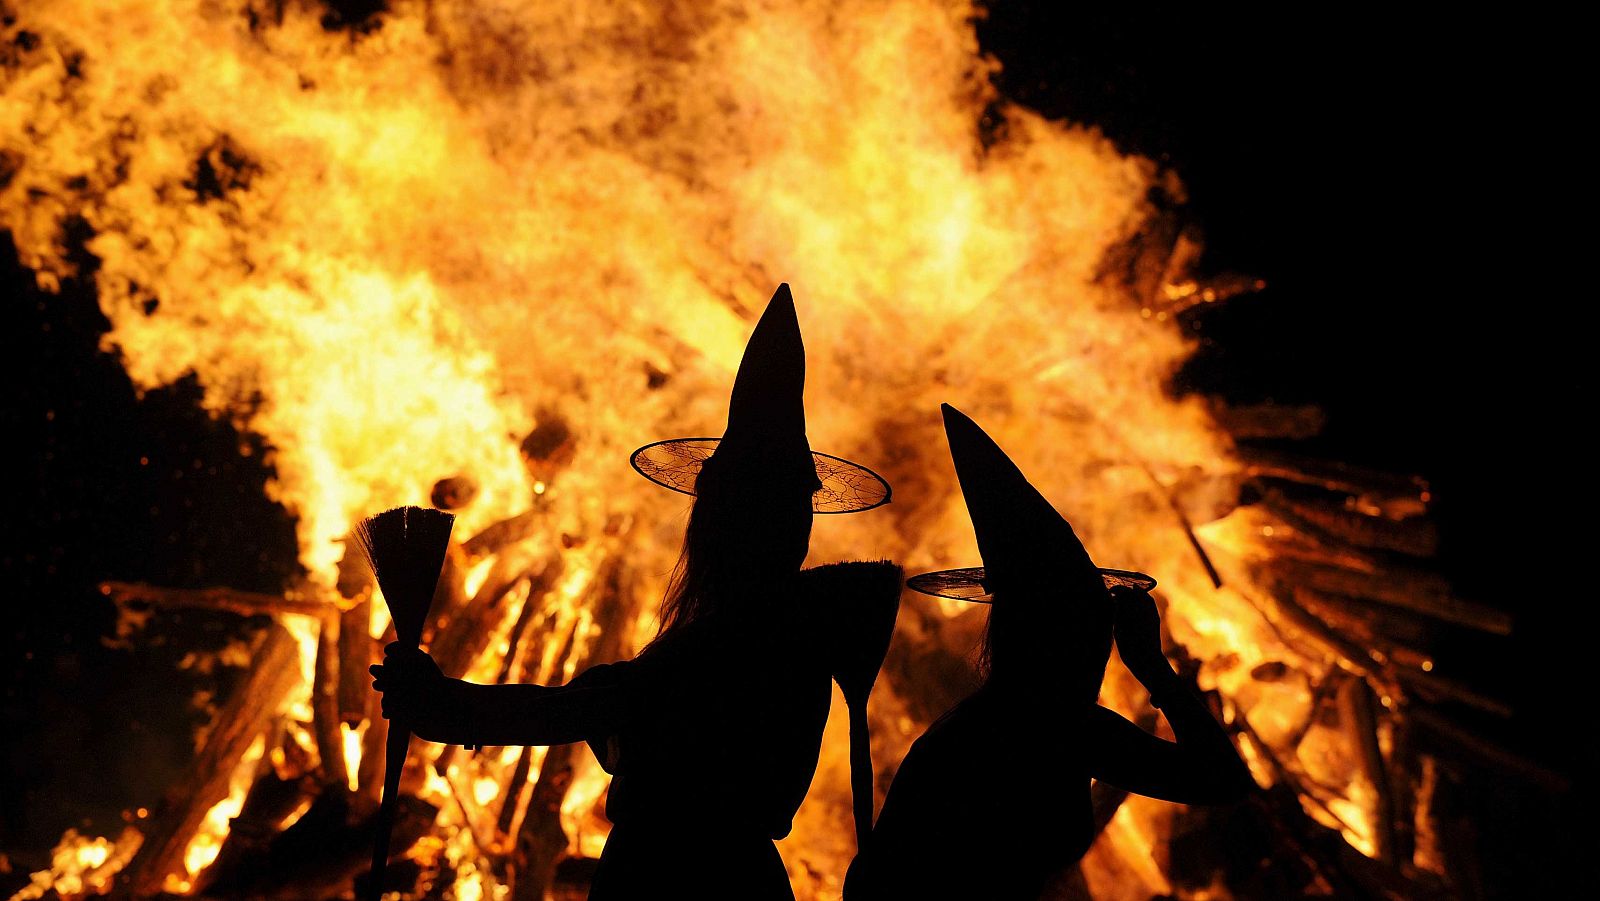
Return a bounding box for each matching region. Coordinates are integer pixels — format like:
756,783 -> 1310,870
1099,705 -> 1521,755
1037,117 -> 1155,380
631,283 -> 891,512
906,404 -> 1154,602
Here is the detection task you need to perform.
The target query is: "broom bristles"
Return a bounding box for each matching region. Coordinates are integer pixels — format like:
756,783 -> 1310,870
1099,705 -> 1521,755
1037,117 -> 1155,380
355,505 -> 455,647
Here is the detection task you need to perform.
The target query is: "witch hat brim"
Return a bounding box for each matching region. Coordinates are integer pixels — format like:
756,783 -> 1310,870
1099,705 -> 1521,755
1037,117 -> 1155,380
630,284 -> 891,513
906,566 -> 1156,603
905,404 -> 1152,602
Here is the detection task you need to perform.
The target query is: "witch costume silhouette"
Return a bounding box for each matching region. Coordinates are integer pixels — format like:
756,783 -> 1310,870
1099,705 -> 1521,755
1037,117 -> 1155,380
372,284 -> 901,900
845,405 -> 1252,901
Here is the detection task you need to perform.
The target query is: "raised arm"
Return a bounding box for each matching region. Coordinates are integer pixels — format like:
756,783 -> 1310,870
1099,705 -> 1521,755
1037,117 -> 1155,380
1085,588 -> 1254,805
371,644 -> 628,747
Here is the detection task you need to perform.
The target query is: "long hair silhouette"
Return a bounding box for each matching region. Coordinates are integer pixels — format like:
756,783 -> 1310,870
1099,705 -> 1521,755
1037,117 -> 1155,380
652,460 -> 817,640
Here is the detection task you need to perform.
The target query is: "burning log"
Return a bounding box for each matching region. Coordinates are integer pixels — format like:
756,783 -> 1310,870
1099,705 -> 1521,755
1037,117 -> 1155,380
493,569 -> 550,687
99,580 -> 334,619
439,760 -> 503,856
511,745 -> 577,901
1273,561 -> 1512,635
497,747 -> 538,838
1209,400 -> 1327,440
428,542 -> 473,643
1408,709 -> 1570,792
1294,588 -> 1434,649
510,556 -> 635,900
429,553 -> 568,782
1257,484 -> 1440,558
201,774 -> 320,893
1237,446 -> 1430,519
1232,720 -> 1412,899
312,609 -> 345,787
357,664 -> 391,809
1246,582 -> 1389,686
486,557 -> 614,851
430,552 -> 563,678
1337,676 -> 1396,864
462,509 -> 544,560
1277,587 -> 1507,719
1386,713 -> 1418,868
339,596 -> 375,725
124,621 -> 303,895
1390,666 -> 1513,719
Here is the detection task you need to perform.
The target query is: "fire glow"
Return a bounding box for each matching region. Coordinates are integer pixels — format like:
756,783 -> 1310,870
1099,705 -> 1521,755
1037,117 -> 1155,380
2,2 -> 1473,899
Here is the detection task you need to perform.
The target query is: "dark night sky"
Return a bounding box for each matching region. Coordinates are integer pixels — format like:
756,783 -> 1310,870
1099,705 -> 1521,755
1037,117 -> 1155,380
1,1 -> 1581,890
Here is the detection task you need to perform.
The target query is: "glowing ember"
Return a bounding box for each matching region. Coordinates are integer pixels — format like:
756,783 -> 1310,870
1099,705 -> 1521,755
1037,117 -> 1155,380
7,829 -> 137,901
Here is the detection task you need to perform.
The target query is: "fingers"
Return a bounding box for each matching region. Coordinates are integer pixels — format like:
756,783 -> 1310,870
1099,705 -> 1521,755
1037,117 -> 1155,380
1109,584 -> 1154,604
383,642 -> 428,661
374,645 -> 428,678
379,694 -> 411,721
369,663 -> 411,720
369,650 -> 435,723
369,663 -> 398,699
1109,586 -> 1158,621
368,659 -> 414,691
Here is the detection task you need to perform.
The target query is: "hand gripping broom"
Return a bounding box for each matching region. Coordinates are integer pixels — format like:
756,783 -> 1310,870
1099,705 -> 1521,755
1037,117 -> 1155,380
355,505 -> 455,901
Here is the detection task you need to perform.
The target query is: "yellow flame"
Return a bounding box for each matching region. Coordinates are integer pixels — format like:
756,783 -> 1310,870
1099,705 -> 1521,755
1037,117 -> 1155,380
560,753 -> 613,860
284,614 -> 323,725
463,557 -> 495,599
368,596 -> 392,641
9,828 -> 139,901
453,865 -> 485,901
170,734 -> 265,893
1,0 -> 1391,888
278,796 -> 314,832
472,775 -> 500,808
340,720 -> 365,793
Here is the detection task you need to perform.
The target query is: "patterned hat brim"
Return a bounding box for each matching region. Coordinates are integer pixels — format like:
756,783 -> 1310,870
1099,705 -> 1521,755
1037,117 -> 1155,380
905,566 -> 1156,603
630,438 -> 892,514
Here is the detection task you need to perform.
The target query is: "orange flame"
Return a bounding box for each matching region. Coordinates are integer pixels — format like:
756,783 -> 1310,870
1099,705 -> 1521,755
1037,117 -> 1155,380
2,1 -> 1389,896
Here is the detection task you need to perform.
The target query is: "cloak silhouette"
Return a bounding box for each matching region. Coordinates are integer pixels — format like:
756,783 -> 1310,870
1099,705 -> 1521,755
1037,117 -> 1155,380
373,284 -> 900,900
629,283 -> 899,853
845,404 -> 1251,901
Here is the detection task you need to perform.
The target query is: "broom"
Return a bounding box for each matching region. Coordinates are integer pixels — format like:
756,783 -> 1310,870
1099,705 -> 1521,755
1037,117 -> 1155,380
355,505 -> 455,901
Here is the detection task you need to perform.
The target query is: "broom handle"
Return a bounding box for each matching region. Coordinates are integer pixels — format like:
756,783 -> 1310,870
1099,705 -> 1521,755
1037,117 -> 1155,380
847,698 -> 873,851
367,721 -> 411,901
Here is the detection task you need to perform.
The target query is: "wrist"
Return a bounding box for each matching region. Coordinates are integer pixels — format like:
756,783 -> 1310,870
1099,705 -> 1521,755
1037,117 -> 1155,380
411,676 -> 456,730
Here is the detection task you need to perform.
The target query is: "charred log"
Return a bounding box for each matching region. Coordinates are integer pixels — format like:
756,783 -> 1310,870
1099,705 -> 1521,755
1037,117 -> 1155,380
100,580 -> 333,619
123,622 -> 303,895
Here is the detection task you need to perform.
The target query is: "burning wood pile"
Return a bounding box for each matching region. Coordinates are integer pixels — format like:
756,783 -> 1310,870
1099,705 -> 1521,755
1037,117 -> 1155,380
22,271 -> 1546,901
0,2 -> 1557,899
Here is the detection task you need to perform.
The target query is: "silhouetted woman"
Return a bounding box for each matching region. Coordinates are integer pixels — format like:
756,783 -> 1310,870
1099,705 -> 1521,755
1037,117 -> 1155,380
373,285 -> 899,900
845,404 -> 1252,901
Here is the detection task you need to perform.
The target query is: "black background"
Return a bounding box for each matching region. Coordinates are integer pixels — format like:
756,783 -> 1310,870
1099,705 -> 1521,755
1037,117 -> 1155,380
1,2 -> 1582,894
